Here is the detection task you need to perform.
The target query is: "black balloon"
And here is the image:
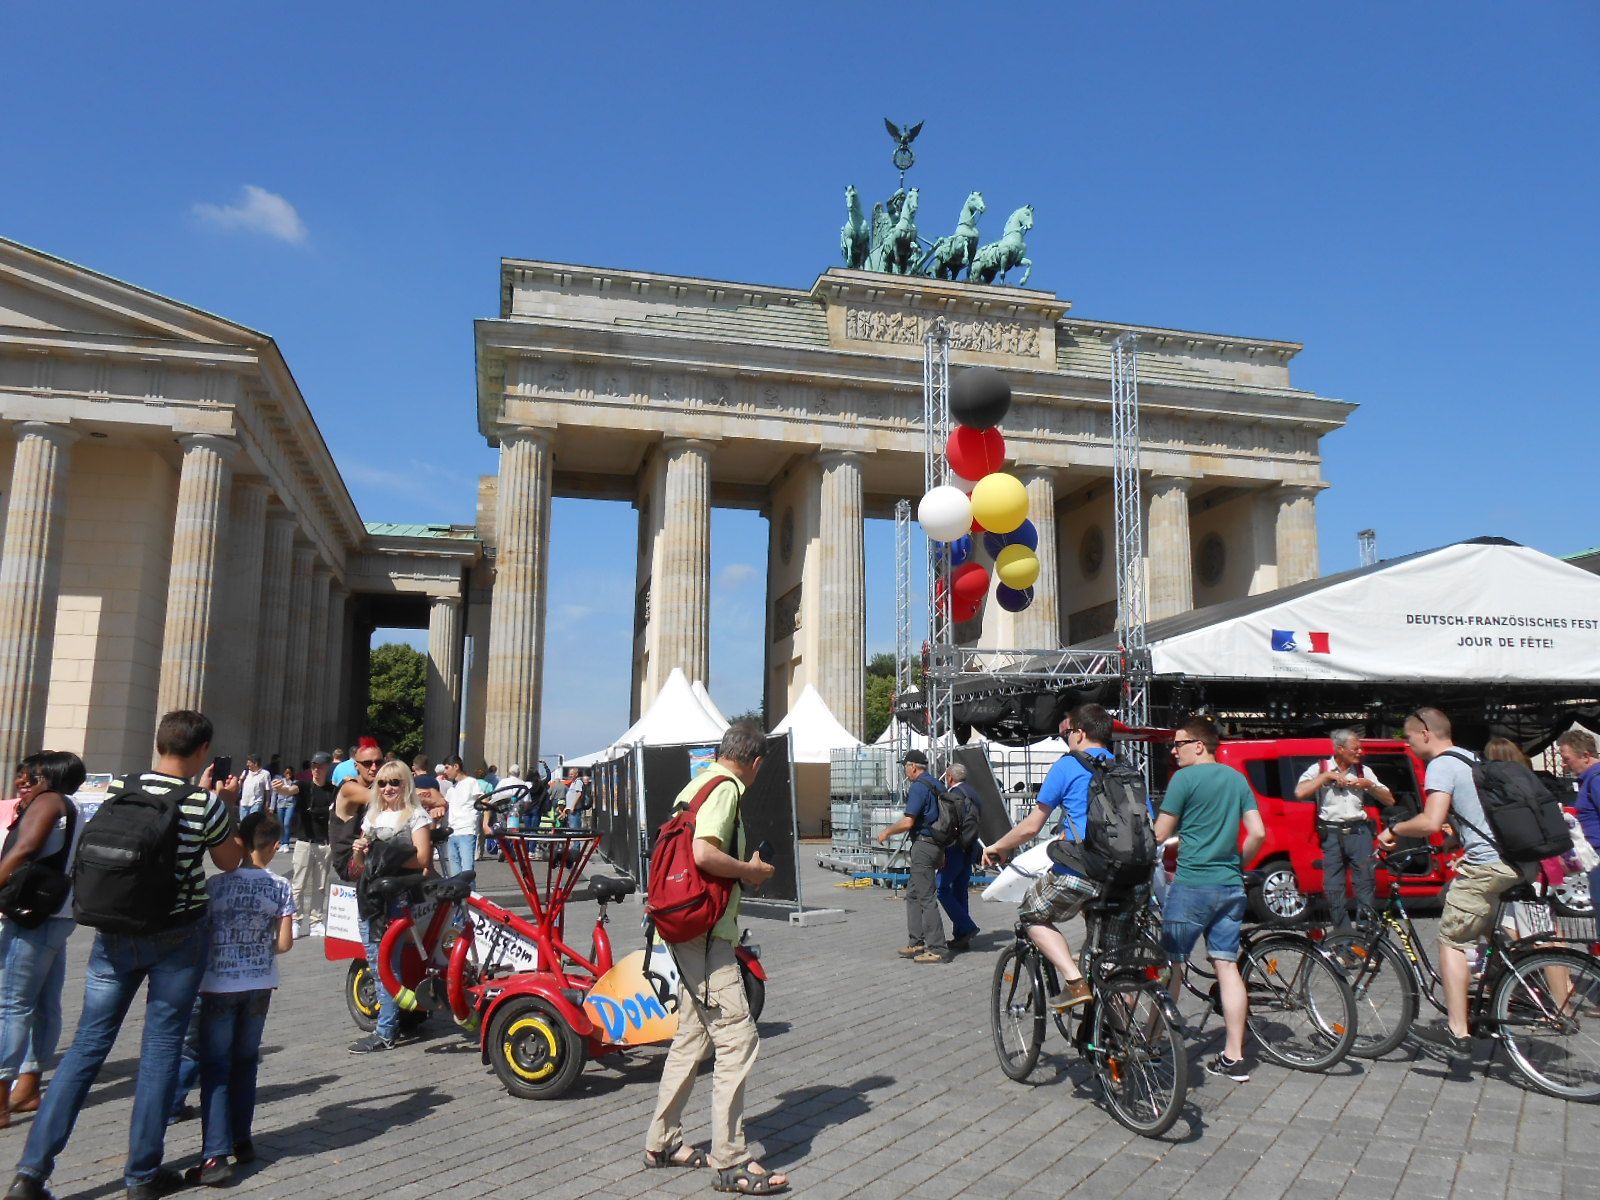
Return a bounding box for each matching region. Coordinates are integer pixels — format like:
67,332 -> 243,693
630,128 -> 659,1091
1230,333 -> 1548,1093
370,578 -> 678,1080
951,367 -> 1012,431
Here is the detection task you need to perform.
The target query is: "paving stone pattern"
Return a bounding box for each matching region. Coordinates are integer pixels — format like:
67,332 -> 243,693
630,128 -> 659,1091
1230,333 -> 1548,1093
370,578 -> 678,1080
9,855 -> 1598,1200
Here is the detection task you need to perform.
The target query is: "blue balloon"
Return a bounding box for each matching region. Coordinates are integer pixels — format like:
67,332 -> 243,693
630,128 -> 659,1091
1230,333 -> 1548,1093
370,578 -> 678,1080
936,534 -> 973,568
982,531 -> 1006,559
996,584 -> 1034,613
1006,519 -> 1039,552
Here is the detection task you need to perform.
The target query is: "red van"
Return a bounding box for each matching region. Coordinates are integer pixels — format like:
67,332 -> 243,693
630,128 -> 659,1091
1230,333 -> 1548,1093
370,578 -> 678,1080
1208,738 -> 1458,922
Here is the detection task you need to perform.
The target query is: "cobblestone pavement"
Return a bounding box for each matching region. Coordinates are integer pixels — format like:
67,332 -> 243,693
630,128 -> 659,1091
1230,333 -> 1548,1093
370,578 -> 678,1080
7,852 -> 1598,1200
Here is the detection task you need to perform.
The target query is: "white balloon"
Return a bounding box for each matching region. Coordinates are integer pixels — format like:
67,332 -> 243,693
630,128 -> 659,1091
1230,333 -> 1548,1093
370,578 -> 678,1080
917,485 -> 973,543
951,473 -> 978,495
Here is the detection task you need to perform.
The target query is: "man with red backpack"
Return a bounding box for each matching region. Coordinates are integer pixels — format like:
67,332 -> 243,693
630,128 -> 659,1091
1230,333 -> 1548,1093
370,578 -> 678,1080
643,723 -> 787,1196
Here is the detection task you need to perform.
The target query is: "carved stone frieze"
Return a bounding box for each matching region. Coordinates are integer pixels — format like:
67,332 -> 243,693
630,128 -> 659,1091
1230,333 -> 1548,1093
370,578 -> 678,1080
842,307 -> 1041,358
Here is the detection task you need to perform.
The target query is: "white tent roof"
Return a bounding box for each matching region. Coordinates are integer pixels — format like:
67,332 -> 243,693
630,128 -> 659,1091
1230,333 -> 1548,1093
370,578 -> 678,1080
873,715 -> 928,749
772,684 -> 863,763
1090,539 -> 1600,684
562,745 -> 622,770
692,679 -> 731,731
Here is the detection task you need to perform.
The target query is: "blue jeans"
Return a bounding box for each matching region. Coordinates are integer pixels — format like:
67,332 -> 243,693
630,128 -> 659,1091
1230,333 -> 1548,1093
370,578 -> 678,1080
17,918 -> 210,1189
170,996 -> 201,1119
360,914 -> 402,1042
446,834 -> 475,878
566,810 -> 583,831
276,800 -> 296,847
937,847 -> 979,940
0,919 -> 74,1079
1162,882 -> 1247,963
198,990 -> 271,1159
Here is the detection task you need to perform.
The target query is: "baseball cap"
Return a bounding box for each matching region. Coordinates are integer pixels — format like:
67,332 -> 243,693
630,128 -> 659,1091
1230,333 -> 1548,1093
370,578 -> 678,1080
310,751 -> 332,765
900,749 -> 930,766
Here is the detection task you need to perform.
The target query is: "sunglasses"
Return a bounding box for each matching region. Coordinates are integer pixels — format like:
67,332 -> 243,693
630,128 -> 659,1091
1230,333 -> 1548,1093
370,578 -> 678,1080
1172,738 -> 1202,750
357,758 -> 382,769
376,779 -> 405,789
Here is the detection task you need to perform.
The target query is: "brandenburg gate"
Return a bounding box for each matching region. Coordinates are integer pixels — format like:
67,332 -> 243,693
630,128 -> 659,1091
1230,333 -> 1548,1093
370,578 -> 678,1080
472,261 -> 1354,768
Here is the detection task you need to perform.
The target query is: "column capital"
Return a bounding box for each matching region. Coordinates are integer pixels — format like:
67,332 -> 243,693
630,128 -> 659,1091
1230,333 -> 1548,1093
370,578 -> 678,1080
430,593 -> 463,608
1148,474 -> 1195,496
815,447 -> 865,468
265,505 -> 297,527
1274,481 -> 1325,502
661,435 -> 719,457
234,476 -> 271,499
1015,464 -> 1058,486
311,561 -> 333,583
12,421 -> 81,449
497,424 -> 554,448
177,433 -> 241,463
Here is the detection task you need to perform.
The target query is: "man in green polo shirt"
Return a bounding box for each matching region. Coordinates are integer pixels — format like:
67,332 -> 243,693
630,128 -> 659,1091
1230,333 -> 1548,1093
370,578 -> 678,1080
644,723 -> 787,1195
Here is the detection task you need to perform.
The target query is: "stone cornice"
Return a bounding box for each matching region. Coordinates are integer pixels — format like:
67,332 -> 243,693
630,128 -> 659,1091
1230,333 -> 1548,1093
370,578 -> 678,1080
1060,317 -> 1303,360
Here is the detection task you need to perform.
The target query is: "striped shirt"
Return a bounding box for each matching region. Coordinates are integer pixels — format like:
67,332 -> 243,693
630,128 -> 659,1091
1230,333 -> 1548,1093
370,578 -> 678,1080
108,772 -> 234,919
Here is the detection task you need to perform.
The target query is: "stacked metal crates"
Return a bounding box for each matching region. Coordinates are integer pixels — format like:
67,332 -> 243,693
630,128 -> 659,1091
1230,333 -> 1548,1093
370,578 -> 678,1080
821,747 -> 901,876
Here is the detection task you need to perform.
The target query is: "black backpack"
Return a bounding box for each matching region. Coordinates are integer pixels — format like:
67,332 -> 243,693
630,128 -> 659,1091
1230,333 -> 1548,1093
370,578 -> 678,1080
72,777 -> 185,934
1059,752 -> 1159,888
1440,750 -> 1572,865
925,781 -> 973,850
950,785 -> 982,852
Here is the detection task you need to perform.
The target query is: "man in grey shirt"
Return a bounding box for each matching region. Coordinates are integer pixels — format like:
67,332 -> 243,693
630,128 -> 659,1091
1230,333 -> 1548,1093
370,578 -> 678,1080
1380,707 -> 1530,1062
1294,729 -> 1394,930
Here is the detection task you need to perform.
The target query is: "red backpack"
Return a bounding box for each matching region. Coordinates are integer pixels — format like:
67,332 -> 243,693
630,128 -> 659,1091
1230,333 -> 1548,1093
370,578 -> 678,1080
645,774 -> 740,944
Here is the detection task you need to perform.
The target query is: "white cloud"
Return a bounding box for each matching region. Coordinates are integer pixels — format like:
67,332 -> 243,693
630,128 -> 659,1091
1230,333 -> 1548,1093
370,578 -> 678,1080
193,185 -> 308,244
717,562 -> 759,588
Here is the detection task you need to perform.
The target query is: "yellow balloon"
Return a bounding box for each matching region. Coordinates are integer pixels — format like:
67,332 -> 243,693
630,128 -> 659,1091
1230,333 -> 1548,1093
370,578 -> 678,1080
970,472 -> 1028,534
995,544 -> 1040,589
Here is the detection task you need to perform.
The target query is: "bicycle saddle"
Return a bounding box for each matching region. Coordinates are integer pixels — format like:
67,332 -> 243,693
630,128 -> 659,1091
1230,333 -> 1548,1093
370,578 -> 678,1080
426,871 -> 477,902
1501,882 -> 1539,903
367,872 -> 426,901
590,875 -> 638,904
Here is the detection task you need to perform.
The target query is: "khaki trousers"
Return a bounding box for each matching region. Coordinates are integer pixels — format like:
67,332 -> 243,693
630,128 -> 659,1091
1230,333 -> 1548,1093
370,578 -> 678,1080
646,936 -> 759,1170
292,841 -> 332,924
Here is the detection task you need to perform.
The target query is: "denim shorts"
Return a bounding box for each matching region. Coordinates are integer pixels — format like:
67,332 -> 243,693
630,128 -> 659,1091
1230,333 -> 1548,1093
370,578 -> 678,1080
1161,882 -> 1247,963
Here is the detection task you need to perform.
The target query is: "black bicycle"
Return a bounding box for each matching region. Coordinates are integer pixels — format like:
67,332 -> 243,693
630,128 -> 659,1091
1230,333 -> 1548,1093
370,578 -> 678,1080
1322,847 -> 1600,1099
991,894 -> 1188,1138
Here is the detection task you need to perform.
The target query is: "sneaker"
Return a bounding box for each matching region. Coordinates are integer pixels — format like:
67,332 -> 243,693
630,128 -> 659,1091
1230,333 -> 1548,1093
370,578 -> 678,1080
309,921 -> 327,938
949,934 -> 974,953
125,1167 -> 186,1200
5,1174 -> 53,1200
232,1140 -> 256,1165
913,951 -> 951,964
1048,978 -> 1094,1011
1205,1053 -> 1251,1082
183,1157 -> 233,1187
896,943 -> 926,958
165,1102 -> 195,1126
1410,1020 -> 1473,1063
292,922 -> 305,939
348,1032 -> 397,1054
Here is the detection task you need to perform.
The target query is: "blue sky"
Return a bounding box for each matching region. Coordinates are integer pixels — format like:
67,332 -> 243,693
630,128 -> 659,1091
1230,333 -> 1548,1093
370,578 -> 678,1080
5,4 -> 1596,758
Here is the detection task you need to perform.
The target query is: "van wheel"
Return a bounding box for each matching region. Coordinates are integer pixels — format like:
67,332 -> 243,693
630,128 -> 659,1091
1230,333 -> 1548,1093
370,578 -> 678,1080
1249,860 -> 1308,923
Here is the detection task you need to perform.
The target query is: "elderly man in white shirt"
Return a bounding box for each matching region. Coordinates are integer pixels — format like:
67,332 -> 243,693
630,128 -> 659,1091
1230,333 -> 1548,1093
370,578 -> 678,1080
238,754 -> 272,819
1294,727 -> 1395,930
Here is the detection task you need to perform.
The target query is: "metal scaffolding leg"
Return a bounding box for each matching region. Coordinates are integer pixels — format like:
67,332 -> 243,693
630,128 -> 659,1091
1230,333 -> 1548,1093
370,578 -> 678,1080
923,320 -> 954,761
1111,333 -> 1151,776
893,498 -> 913,778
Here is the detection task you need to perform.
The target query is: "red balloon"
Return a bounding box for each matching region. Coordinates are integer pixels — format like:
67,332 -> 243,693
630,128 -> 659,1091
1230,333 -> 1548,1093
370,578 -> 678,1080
971,518 -> 986,535
951,561 -> 990,605
947,426 -> 1006,482
953,595 -> 982,623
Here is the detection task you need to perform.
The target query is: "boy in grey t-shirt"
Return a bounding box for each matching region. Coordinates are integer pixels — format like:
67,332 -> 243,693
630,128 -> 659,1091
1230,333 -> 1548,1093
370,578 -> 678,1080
1380,708 -> 1530,1063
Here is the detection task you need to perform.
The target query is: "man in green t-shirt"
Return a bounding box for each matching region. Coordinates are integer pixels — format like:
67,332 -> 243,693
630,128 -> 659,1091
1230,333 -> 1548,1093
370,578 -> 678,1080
1154,717 -> 1265,1084
644,723 -> 787,1195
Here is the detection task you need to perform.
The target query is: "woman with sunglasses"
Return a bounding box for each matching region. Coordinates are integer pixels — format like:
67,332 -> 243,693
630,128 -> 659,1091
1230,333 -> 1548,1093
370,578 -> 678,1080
0,752 -> 87,1124
345,761 -> 433,1054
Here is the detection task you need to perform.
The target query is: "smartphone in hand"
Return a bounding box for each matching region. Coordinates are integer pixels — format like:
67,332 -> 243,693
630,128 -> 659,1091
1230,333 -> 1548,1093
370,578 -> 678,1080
211,756 -> 233,783
756,839 -> 774,863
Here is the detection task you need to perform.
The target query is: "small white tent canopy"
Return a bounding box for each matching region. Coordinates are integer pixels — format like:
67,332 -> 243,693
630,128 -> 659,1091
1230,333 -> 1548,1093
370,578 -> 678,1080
773,684 -> 862,764
692,680 -> 732,732
873,716 -> 929,750
1089,538 -> 1600,684
563,668 -> 727,768
561,745 -> 622,770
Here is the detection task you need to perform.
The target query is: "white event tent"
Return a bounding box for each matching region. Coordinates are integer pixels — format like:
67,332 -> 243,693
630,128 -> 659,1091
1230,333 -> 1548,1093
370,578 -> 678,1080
773,684 -> 863,834
562,668 -> 729,769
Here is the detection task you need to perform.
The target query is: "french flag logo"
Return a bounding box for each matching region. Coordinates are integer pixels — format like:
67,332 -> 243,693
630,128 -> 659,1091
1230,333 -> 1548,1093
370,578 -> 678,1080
1271,630 -> 1331,654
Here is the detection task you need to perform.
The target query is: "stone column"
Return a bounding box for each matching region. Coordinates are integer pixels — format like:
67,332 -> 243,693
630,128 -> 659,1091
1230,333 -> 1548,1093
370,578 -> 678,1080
1015,468 -> 1060,649
324,584 -> 349,749
220,479 -> 269,751
1274,485 -> 1321,587
484,428 -> 553,772
653,438 -> 713,688
255,511 -> 296,759
279,545 -> 313,759
0,422 -> 80,767
815,449 -> 865,738
1146,477 -> 1194,621
424,595 -> 463,757
157,434 -> 238,715
300,565 -> 331,754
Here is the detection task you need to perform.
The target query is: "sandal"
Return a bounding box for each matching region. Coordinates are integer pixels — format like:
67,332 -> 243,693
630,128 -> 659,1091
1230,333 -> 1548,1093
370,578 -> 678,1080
644,1143 -> 707,1169
713,1162 -> 789,1194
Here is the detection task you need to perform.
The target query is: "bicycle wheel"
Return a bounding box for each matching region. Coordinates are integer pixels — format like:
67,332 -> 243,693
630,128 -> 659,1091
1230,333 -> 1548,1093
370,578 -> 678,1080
991,945 -> 1046,1081
1321,932 -> 1418,1059
1243,934 -> 1358,1071
1492,948 -> 1600,1101
1093,973 -> 1188,1138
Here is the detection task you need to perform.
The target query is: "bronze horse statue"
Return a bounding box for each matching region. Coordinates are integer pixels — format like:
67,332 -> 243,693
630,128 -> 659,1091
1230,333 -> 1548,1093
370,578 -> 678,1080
919,191 -> 985,280
969,204 -> 1034,286
840,185 -> 869,269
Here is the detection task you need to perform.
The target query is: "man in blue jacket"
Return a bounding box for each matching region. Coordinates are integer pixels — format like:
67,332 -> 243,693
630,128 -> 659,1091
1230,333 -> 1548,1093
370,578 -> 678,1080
982,704 -> 1117,1011
1558,730 -> 1600,918
878,750 -> 949,963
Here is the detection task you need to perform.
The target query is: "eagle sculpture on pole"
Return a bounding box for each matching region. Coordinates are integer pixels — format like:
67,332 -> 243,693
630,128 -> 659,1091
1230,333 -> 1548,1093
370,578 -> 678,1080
884,118 -> 924,176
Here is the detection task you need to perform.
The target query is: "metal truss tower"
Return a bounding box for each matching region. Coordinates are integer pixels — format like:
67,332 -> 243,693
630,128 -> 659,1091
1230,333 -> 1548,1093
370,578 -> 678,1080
1358,528 -> 1378,567
922,319 -> 955,757
893,498 -> 914,769
1111,333 -> 1151,773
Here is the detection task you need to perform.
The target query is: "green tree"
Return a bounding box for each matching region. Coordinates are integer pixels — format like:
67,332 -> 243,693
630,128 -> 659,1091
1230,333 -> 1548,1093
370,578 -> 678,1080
728,708 -> 766,729
368,642 -> 427,761
864,652 -> 898,744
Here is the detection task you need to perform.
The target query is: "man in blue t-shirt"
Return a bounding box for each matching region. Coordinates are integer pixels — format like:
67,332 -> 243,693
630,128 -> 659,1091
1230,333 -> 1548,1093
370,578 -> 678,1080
877,749 -> 949,963
982,703 -> 1118,1011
